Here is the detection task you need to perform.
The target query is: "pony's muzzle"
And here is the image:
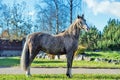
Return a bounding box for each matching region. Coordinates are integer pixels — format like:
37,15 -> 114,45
83,25 -> 89,32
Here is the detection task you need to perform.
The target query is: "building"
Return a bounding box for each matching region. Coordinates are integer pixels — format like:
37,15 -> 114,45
0,39 -> 23,57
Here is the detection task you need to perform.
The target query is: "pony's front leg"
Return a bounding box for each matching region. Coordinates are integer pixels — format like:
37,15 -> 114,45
26,66 -> 31,77
66,52 -> 74,78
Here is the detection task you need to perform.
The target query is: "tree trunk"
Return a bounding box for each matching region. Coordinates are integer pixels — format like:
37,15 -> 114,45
70,0 -> 73,24
54,0 -> 59,34
54,0 -> 60,59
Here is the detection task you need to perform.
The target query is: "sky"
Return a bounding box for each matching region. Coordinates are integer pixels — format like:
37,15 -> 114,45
83,0 -> 120,31
1,0 -> 120,32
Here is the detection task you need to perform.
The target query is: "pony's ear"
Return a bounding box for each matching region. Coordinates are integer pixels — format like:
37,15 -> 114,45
77,15 -> 80,19
82,14 -> 84,18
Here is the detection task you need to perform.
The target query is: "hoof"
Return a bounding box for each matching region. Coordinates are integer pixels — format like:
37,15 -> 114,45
66,74 -> 72,78
26,74 -> 31,77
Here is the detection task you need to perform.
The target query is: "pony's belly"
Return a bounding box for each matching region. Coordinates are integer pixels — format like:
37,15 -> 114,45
49,51 -> 66,55
40,47 -> 65,55
46,49 -> 66,55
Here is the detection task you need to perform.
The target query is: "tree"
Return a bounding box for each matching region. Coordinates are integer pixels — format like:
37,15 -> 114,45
66,0 -> 82,24
101,19 -> 120,50
79,26 -> 101,50
1,29 -> 10,39
0,0 -> 10,31
9,2 -> 26,40
35,0 -> 68,34
0,1 -> 32,40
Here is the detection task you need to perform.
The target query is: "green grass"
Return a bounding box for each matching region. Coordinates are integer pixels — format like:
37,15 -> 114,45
0,51 -> 120,68
87,51 -> 120,60
0,56 -> 120,68
0,57 -> 20,67
32,58 -> 120,69
0,74 -> 120,80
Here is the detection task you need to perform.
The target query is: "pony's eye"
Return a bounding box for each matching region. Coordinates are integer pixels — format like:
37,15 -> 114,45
80,22 -> 82,25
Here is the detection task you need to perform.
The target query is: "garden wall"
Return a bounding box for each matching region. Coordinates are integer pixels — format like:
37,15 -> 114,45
0,39 -> 24,57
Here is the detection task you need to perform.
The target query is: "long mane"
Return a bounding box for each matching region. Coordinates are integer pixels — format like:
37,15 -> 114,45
56,19 -> 81,38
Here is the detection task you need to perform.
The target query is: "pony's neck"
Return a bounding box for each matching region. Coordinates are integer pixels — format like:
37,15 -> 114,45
65,20 -> 81,39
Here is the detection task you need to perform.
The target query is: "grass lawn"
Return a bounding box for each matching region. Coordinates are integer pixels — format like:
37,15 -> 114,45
87,51 -> 120,60
0,51 -> 120,68
0,74 -> 120,80
0,56 -> 120,68
32,58 -> 120,69
0,57 -> 20,67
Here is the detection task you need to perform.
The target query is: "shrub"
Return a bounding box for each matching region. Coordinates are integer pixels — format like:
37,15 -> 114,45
75,45 -> 87,56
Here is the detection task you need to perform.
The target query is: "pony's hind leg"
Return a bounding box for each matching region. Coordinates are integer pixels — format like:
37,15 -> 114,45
25,47 -> 34,77
26,48 -> 39,77
25,53 -> 32,77
26,66 -> 31,77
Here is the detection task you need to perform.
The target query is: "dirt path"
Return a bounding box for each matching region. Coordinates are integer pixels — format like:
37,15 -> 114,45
0,67 -> 120,74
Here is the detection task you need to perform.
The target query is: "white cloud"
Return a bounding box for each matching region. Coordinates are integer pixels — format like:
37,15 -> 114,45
83,0 -> 120,17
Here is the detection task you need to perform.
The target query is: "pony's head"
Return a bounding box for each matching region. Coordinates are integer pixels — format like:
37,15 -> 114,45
76,14 -> 89,32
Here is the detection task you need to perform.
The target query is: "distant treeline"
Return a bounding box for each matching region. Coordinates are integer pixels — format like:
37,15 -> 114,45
79,19 -> 120,51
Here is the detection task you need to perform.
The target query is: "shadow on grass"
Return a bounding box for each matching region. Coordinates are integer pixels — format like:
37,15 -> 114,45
33,75 -> 66,79
86,53 -> 102,57
33,60 -> 65,64
99,51 -> 120,54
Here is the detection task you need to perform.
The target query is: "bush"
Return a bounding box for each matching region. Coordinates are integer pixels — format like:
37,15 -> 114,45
75,45 -> 87,56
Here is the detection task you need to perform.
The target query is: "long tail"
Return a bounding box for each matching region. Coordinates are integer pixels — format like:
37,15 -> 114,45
21,41 -> 30,71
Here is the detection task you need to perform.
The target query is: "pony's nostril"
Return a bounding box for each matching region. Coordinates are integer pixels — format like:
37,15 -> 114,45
87,28 -> 89,31
86,25 -> 89,30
